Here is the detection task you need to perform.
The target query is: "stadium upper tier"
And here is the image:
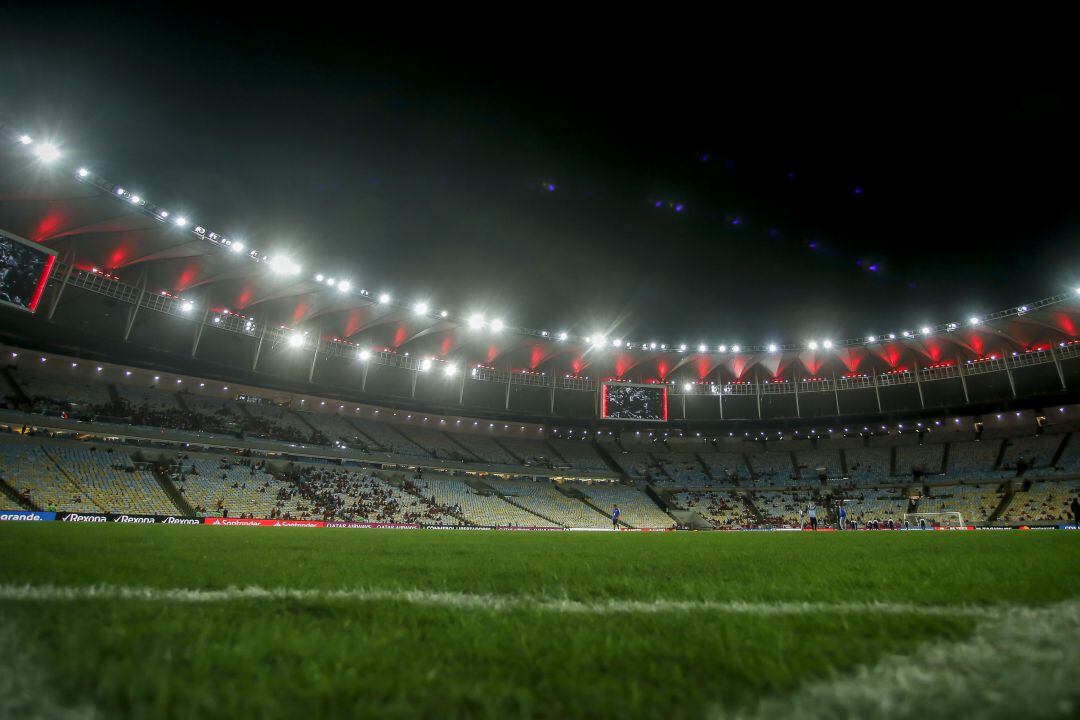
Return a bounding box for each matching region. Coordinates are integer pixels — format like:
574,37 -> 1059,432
1,138 -> 1080,424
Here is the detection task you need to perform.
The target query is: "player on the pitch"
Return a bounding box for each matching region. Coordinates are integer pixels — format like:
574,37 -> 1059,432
612,505 -> 620,531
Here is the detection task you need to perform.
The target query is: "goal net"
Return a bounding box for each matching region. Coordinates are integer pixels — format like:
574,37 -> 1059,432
902,512 -> 964,529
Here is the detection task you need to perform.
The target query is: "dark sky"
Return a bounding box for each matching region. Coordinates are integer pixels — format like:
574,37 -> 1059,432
2,9 -> 1077,347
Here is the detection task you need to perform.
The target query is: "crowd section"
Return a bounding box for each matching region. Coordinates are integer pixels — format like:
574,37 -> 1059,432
566,482 -> 674,528
673,490 -> 755,528
408,473 -> 562,528
999,480 -> 1080,524
486,478 -> 610,528
915,484 -> 1004,523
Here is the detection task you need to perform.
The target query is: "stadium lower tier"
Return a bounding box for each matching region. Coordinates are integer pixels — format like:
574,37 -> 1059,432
2,434 -> 1077,528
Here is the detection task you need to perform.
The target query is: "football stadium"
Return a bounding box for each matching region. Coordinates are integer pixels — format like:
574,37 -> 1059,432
1,16 -> 1079,719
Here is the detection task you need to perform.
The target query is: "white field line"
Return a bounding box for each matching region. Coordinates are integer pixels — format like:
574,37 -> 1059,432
716,599 -> 1080,720
0,583 -> 1020,618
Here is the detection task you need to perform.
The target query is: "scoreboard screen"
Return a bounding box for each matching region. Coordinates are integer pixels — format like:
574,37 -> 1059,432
0,230 -> 57,313
601,383 -> 668,422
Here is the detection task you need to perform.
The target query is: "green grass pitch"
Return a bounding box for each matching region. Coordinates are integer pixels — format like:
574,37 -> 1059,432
0,526 -> 1077,719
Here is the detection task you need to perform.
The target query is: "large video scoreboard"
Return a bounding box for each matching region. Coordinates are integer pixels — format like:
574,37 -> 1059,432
600,382 -> 668,421
0,229 -> 57,313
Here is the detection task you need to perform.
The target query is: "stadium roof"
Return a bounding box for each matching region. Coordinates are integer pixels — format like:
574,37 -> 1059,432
2,133 -> 1080,385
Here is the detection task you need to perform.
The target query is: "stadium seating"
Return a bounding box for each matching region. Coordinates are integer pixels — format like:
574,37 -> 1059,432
946,440 -> 1012,481
745,450 -> 798,486
841,487 -> 908,526
0,437 -> 101,511
915,484 -> 1004,523
409,473 -> 560,527
486,478 -> 609,528
673,490 -> 754,528
751,490 -> 813,527
546,439 -> 610,472
698,452 -> 748,483
844,447 -> 892,484
999,434 -> 1064,471
896,442 -> 945,476
447,432 -> 520,465
999,480 -> 1080,524
793,446 -> 839,479
566,482 -> 673,528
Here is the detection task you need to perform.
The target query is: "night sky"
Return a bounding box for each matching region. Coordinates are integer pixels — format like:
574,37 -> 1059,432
2,9 -> 1077,347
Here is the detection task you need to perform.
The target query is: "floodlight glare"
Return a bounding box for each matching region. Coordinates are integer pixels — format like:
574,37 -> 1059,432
230,241 -> 244,253
443,364 -> 457,377
77,168 -> 89,177
867,335 -> 877,343
490,318 -> 504,332
468,313 -> 485,329
315,274 -> 325,282
287,333 -> 304,348
358,349 -> 371,361
683,382 -> 693,391
969,316 -> 981,325
613,338 -> 623,348
33,143 -> 60,162
921,327 -> 931,335
414,302 -> 429,316
678,344 -> 687,351
17,135 -> 32,145
557,331 -> 568,341
419,359 -> 432,372
378,292 -> 391,304
441,310 -> 448,318
698,344 -> 707,353
731,344 -> 740,353
767,343 -> 777,353
823,340 -> 833,349
337,281 -> 350,293
175,217 -> 188,227
808,341 -> 819,350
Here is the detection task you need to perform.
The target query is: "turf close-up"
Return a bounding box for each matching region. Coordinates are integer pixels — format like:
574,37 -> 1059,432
0,526 -> 1077,719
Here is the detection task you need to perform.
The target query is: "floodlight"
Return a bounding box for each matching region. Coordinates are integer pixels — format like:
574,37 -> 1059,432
287,333 -> 305,348
77,168 -> 89,177
823,340 -> 833,349
337,281 -> 350,293
698,344 -> 707,353
678,344 -> 687,351
419,358 -> 432,372
358,349 -> 371,361
230,241 -> 244,253
444,364 -> 457,377
17,135 -> 32,145
557,331 -> 568,341
683,382 -> 693,391
614,338 -> 623,348
315,274 -> 325,282
867,336 -> 877,343
175,217 -> 188,227
469,313 -> 485,329
921,327 -> 931,335
490,318 -> 504,332
378,292 -> 391,304
767,343 -> 777,353
731,345 -> 740,353
414,302 -> 429,316
808,341 -> 819,350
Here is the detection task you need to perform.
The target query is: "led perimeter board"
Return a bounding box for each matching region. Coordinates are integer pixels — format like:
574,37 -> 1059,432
0,229 -> 56,313
601,382 -> 669,422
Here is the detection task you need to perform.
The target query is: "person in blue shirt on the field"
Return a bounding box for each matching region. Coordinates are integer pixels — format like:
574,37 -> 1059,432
838,502 -> 847,530
612,505 -> 620,530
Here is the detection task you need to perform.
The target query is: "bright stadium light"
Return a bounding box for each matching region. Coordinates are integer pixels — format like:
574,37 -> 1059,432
231,241 -> 244,253
443,364 -> 457,377
921,326 -> 931,335
419,358 -> 432,372
867,335 -> 877,343
808,341 -> 819,350
490,319 -> 504,332
683,382 -> 693,391
613,338 -> 623,348
17,135 -> 32,145
678,344 -> 687,352
731,345 -> 740,353
768,343 -> 777,353
823,340 -> 833,349
698,344 -> 707,353
358,349 -> 371,361
441,310 -> 449,318
414,302 -> 429,316
468,313 -> 485,329
287,333 -> 305,348
33,143 -> 60,162
130,195 -> 141,204
717,345 -> 726,353
337,281 -> 350,293
378,292 -> 391,304
181,300 -> 194,313
557,331 -> 568,341
325,278 -> 336,287
315,274 -> 325,282
175,217 -> 188,227
77,167 -> 89,178
969,316 -> 981,325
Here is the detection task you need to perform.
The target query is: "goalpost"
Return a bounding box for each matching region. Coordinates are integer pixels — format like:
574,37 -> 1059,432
902,512 -> 964,529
